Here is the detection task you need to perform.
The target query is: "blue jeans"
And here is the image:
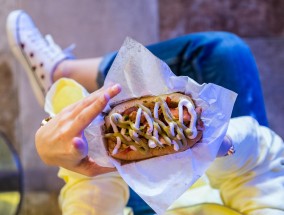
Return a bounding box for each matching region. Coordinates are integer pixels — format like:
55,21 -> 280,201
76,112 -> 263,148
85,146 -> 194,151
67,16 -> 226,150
99,31 -> 268,214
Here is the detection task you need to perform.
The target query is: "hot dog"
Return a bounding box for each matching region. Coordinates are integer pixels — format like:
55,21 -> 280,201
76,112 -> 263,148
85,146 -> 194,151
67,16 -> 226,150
103,93 -> 204,161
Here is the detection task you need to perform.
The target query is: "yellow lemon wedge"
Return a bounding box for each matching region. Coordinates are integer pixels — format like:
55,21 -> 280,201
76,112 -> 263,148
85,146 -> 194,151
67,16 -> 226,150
52,78 -> 85,114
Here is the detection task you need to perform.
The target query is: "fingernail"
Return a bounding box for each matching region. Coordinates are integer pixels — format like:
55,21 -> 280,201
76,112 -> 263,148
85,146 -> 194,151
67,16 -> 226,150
104,93 -> 110,101
111,84 -> 121,92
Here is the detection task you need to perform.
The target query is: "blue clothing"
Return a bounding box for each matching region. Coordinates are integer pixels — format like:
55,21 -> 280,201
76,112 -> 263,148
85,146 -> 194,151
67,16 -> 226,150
98,31 -> 268,215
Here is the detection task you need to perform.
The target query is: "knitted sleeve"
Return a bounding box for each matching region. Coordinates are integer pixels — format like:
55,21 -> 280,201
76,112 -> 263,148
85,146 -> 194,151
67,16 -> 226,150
206,117 -> 284,215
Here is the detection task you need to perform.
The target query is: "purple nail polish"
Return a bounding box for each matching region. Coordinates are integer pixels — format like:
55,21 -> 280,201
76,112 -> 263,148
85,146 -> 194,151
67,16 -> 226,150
111,84 -> 121,91
104,93 -> 110,101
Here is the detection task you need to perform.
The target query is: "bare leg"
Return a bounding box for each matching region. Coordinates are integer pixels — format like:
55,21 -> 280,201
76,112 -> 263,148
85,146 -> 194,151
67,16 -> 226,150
53,57 -> 103,92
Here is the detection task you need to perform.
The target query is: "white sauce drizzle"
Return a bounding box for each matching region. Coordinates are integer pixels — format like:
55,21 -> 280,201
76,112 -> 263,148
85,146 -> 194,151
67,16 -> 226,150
133,108 -> 142,137
130,145 -> 137,151
154,102 -> 160,119
110,113 -> 123,155
109,96 -> 199,153
148,139 -> 156,148
172,140 -> 179,151
178,99 -> 198,139
169,122 -> 175,136
143,111 -> 153,134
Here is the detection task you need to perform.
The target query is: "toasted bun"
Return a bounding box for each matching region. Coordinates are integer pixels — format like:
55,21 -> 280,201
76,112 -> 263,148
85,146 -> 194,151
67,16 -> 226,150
104,93 -> 203,161
106,131 -> 202,161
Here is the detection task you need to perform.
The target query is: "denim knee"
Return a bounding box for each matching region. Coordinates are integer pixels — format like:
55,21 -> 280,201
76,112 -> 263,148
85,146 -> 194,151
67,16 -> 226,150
203,31 -> 251,59
201,32 -> 267,125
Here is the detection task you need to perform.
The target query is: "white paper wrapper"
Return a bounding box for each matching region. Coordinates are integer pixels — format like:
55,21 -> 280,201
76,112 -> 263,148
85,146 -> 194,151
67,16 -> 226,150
87,37 -> 237,214
46,37 -> 237,215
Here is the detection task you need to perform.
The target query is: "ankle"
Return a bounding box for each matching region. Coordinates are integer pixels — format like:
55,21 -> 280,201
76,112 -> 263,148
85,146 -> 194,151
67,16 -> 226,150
53,60 -> 71,82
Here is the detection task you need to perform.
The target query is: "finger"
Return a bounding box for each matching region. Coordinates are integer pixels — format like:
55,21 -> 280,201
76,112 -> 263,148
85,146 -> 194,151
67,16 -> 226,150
74,84 -> 121,129
72,136 -> 88,159
70,86 -> 107,116
73,156 -> 116,177
106,83 -> 122,98
217,135 -> 232,157
54,87 -> 109,129
60,98 -> 84,114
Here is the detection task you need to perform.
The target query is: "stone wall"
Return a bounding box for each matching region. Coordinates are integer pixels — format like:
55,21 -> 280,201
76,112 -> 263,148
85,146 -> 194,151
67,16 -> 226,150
0,0 -> 19,149
159,0 -> 284,138
159,0 -> 284,40
20,0 -> 159,58
0,57 -> 18,149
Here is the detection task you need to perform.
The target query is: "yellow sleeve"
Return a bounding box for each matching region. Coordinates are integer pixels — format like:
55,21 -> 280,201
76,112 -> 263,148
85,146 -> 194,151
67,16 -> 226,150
58,168 -> 130,215
206,117 -> 284,215
47,79 -> 131,214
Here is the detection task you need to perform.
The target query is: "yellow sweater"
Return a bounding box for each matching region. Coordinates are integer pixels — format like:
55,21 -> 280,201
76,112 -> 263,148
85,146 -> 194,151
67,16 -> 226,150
57,117 -> 284,215
49,79 -> 284,215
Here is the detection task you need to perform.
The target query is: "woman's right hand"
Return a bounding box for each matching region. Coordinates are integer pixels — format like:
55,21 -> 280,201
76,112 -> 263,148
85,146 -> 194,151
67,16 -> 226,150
35,84 -> 121,177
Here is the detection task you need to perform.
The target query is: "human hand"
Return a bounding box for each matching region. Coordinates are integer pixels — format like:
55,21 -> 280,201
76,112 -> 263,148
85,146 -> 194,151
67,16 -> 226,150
217,135 -> 234,157
35,84 -> 121,177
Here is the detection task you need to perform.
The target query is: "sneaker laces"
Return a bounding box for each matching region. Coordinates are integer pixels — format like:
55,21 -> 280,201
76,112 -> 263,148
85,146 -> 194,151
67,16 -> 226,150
63,43 -> 76,59
45,35 -> 76,59
25,28 -> 75,62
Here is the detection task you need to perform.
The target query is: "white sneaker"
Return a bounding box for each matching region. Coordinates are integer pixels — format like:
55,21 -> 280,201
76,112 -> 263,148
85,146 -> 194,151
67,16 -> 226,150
6,10 -> 74,106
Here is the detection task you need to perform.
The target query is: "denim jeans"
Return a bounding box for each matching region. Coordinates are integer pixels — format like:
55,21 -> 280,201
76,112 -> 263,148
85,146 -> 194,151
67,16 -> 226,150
99,31 -> 268,214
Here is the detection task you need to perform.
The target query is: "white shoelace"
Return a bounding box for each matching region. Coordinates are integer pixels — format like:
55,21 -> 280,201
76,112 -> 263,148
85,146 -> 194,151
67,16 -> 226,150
25,28 -> 75,62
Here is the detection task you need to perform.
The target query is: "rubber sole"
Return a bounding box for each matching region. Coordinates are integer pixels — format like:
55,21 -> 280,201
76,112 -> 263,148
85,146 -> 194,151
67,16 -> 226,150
6,10 -> 45,106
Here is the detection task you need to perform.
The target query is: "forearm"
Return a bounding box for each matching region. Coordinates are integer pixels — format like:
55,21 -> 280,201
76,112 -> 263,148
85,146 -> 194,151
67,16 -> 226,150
206,117 -> 284,215
58,168 -> 129,215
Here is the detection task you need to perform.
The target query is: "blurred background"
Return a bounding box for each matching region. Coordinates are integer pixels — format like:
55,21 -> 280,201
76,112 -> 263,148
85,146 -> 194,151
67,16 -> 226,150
0,0 -> 283,214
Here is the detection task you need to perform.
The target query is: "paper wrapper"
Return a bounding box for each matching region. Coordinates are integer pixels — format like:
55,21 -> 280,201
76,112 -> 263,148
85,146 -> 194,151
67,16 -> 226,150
46,37 -> 237,215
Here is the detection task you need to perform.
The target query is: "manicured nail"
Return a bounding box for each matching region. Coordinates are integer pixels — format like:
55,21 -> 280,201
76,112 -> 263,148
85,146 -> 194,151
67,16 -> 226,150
104,93 -> 110,101
111,84 -> 121,92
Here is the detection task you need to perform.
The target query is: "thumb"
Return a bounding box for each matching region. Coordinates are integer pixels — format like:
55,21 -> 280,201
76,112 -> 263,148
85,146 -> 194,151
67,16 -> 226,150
71,136 -> 116,177
74,156 -> 116,177
217,135 -> 234,157
72,136 -> 88,159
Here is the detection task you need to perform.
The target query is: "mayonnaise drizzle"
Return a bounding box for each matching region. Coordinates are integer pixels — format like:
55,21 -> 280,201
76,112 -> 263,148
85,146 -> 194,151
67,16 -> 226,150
142,110 -> 156,148
143,111 -> 153,134
172,140 -> 179,151
169,122 -> 176,136
108,96 -> 199,154
148,139 -> 156,148
154,102 -> 160,119
178,99 -> 198,139
110,113 -> 122,155
130,145 -> 137,151
133,108 -> 142,137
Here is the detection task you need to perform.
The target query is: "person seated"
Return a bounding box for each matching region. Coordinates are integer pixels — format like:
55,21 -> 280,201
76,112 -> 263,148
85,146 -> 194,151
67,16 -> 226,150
7,10 -> 284,215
